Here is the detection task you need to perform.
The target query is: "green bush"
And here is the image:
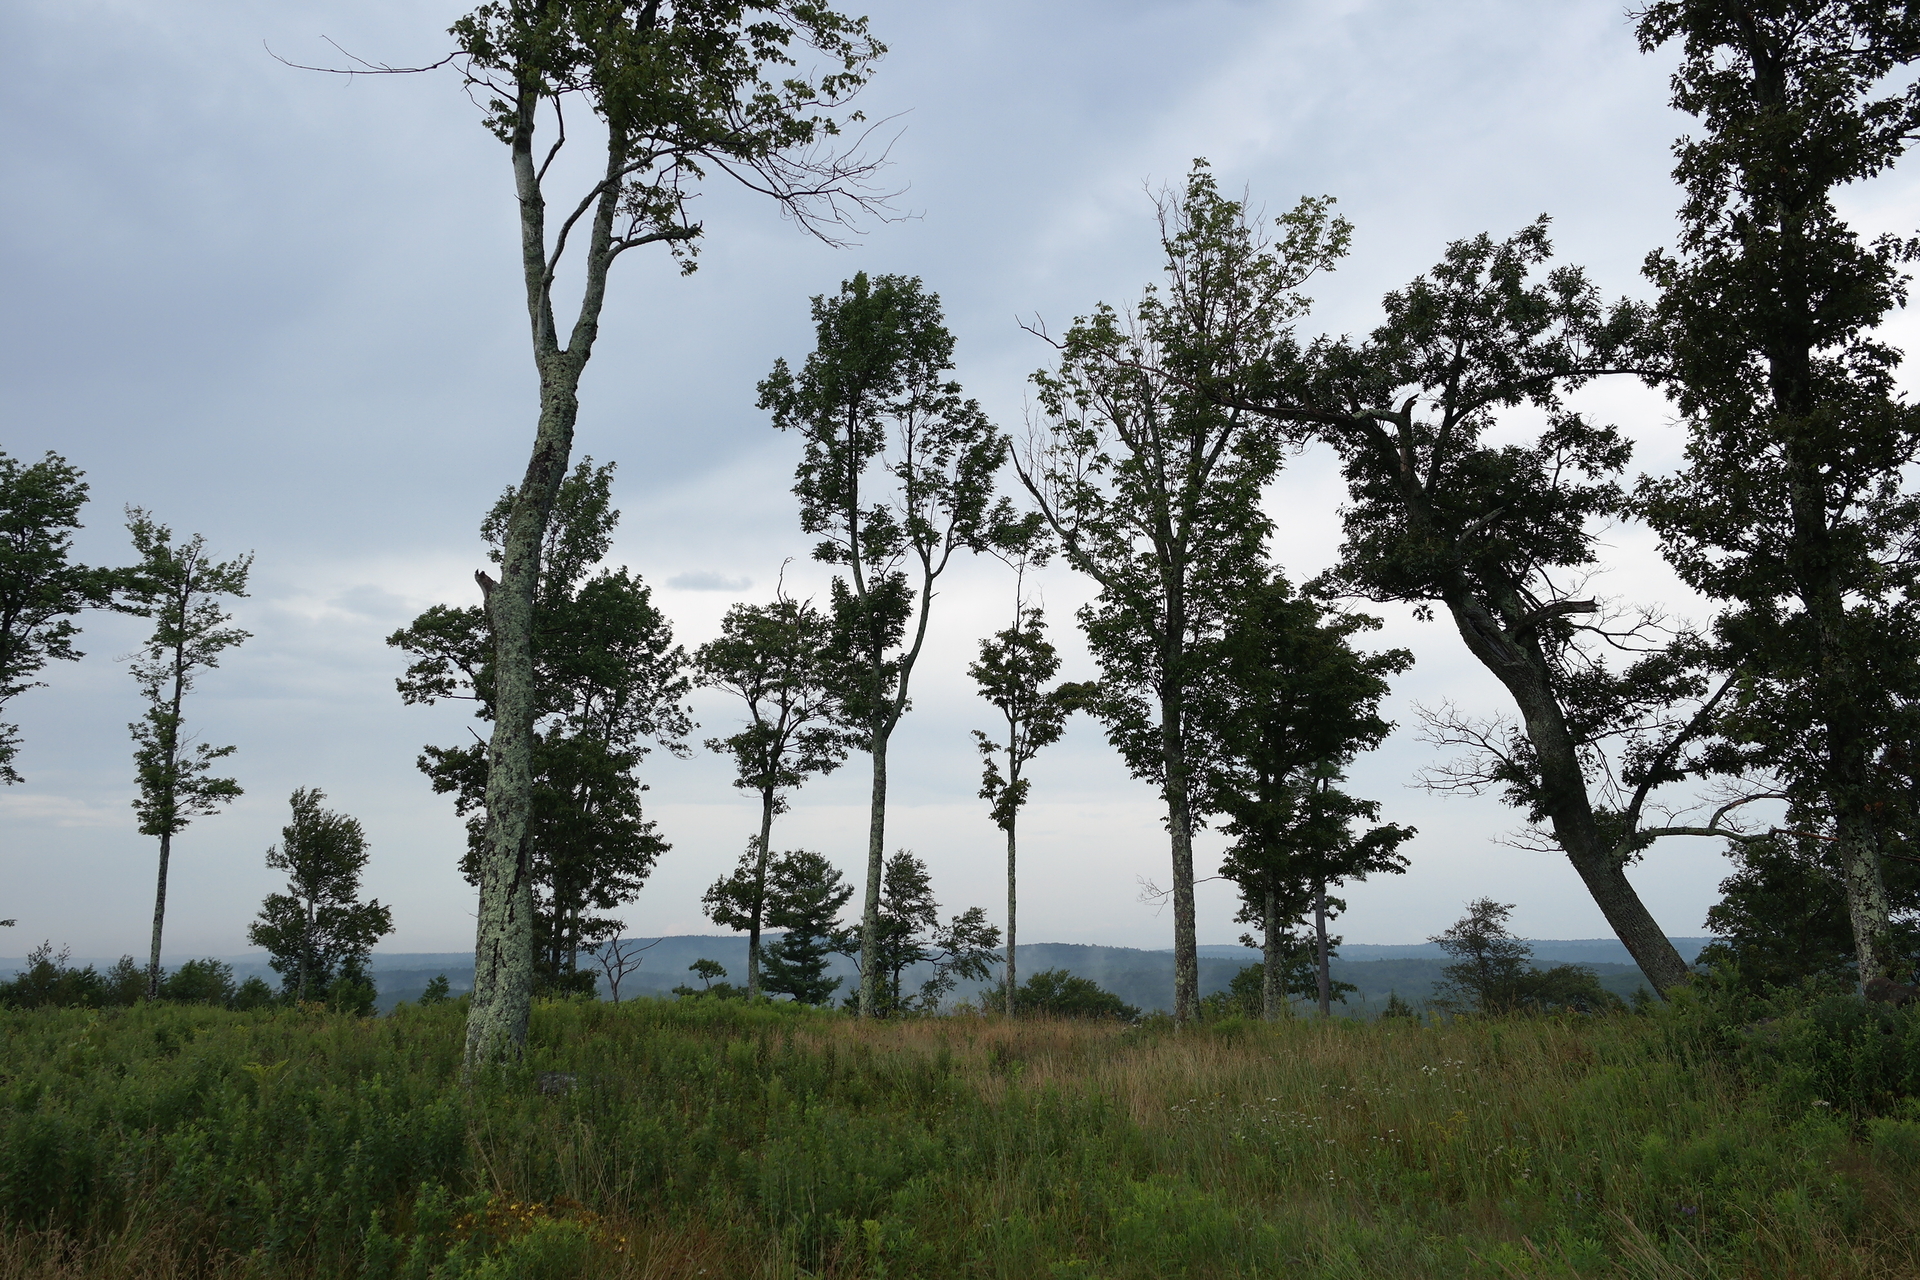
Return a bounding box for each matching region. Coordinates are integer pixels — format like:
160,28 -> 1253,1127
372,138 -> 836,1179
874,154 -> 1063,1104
1014,968 -> 1139,1019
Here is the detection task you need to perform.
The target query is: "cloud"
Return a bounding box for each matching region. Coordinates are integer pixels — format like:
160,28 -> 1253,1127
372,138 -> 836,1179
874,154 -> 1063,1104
667,571 -> 752,593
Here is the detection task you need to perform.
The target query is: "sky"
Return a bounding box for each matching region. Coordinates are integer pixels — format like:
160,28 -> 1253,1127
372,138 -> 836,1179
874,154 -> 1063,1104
6,0 -> 1919,961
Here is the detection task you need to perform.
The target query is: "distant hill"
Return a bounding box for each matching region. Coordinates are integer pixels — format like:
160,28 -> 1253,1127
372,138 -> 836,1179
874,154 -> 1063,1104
2,934 -> 1691,1014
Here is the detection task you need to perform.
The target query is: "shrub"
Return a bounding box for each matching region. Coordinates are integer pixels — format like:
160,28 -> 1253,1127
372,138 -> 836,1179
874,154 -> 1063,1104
1013,969 -> 1138,1020
159,958 -> 236,1006
0,944 -> 107,1009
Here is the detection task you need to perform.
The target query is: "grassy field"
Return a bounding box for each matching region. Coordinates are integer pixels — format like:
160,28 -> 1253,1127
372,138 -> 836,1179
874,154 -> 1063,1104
2,994 -> 1917,1279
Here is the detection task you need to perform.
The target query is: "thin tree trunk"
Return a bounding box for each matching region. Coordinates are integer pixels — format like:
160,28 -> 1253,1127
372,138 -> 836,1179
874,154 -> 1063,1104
859,725 -> 889,1016
1314,883 -> 1333,1017
1260,874 -> 1282,1021
749,786 -> 776,1001
1005,817 -> 1017,1016
1162,694 -> 1199,1024
146,829 -> 171,1001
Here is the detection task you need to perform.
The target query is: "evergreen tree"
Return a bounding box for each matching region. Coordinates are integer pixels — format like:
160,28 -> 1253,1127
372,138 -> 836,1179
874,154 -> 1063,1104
832,850 -> 1001,1014
696,586 -> 851,999
1635,1 -> 1920,986
759,849 -> 853,1006
121,510 -> 250,1001
0,450 -> 115,784
763,272 -> 1024,1016
247,788 -> 395,1002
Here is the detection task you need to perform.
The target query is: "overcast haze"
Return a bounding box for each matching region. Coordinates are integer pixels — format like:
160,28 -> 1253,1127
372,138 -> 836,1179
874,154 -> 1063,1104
8,1 -> 1919,961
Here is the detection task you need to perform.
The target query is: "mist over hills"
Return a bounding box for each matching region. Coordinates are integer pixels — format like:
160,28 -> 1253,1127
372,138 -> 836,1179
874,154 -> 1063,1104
7,934 -> 1703,1014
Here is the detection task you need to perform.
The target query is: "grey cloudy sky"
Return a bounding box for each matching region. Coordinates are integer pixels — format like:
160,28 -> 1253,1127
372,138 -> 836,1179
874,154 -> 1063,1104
8,0 -> 1917,960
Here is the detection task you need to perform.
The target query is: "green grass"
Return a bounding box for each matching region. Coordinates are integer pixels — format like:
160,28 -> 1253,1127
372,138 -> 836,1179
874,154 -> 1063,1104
1,995 -> 1916,1278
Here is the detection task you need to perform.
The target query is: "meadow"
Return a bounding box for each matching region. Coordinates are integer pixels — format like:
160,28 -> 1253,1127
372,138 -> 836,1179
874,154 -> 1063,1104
2,992 -> 1918,1280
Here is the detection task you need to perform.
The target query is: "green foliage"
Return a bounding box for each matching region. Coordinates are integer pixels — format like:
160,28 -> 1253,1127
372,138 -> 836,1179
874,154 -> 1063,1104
449,0 -> 884,265
418,974 -> 453,1007
121,510 -> 250,842
1635,2 -> 1920,979
1013,969 -> 1139,1020
1431,899 -> 1622,1015
247,788 -> 395,1002
970,603 -> 1086,833
1,997 -> 1915,1276
759,849 -> 853,1006
0,449 -> 115,785
1202,958 -> 1357,1020
835,851 -> 1001,1014
671,958 -> 745,1001
158,958 -> 235,1006
389,461 -> 687,991
0,945 -> 116,1010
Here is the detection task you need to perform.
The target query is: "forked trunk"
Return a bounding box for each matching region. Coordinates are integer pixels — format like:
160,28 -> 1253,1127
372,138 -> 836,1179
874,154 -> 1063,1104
468,362 -> 584,1067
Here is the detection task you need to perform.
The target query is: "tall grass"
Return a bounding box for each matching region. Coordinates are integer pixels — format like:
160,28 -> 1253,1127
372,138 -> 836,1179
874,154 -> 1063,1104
2,996 -> 1915,1277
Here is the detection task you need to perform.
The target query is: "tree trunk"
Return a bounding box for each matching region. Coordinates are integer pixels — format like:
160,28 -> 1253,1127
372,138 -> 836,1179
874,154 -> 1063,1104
748,785 -> 776,1001
1443,596 -> 1693,994
146,828 -> 171,1001
1005,816 -> 1018,1016
1161,692 -> 1199,1024
468,361 -> 584,1066
1314,881 -> 1332,1018
1260,874 -> 1282,1021
859,724 -> 889,1016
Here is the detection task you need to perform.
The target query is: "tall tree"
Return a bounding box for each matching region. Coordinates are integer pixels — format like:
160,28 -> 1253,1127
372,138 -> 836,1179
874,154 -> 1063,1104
696,585 -> 850,999
121,509 -> 251,1000
390,461 -> 689,999
759,848 -> 854,1006
1015,163 -> 1349,1023
398,0 -> 886,1065
1222,221 -> 1733,996
762,272 -> 1022,1016
1635,1 -> 1920,986
0,450 -> 115,785
247,788 -> 395,1002
969,580 -> 1086,1015
1204,576 -> 1412,1019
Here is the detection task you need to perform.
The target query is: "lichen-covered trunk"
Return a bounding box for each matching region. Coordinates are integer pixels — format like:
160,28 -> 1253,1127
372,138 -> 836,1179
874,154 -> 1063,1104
1785,454 -> 1895,985
1446,597 -> 1691,995
858,725 -> 889,1016
467,362 -> 583,1068
1161,690 -> 1199,1024
1004,818 -> 1018,1016
748,786 -> 777,1001
1260,876 -> 1282,1021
